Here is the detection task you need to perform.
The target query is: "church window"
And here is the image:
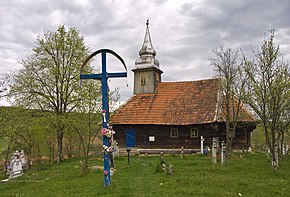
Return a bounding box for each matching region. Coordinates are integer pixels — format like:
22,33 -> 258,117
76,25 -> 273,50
170,128 -> 178,138
190,128 -> 198,138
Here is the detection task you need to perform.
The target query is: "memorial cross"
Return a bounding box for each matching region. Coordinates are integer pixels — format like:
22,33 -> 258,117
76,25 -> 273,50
212,137 -> 217,164
200,136 -> 204,154
80,49 -> 127,186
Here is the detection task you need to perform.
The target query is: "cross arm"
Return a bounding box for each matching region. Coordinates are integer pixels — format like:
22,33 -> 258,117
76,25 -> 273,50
80,74 -> 102,80
80,72 -> 127,80
107,72 -> 127,78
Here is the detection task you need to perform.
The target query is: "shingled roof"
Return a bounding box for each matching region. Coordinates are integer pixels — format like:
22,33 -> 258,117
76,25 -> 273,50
111,78 -> 255,125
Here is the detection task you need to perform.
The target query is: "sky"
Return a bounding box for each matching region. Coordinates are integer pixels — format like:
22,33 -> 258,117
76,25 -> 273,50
1,0 -> 290,105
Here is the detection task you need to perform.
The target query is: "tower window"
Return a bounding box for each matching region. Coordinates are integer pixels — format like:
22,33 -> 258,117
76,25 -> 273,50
141,77 -> 146,86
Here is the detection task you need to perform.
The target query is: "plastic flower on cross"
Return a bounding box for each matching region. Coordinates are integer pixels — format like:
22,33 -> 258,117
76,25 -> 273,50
104,170 -> 108,175
102,145 -> 113,154
101,128 -> 107,136
107,124 -> 113,130
101,125 -> 115,138
106,130 -> 112,138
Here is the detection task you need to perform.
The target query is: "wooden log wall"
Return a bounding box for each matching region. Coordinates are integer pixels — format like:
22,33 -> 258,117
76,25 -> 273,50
113,122 -> 255,150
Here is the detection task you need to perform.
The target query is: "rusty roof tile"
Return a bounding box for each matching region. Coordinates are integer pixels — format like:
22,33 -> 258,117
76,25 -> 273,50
111,78 -> 255,125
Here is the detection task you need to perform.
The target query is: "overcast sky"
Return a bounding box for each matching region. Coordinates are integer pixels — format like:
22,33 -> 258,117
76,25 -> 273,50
1,0 -> 290,105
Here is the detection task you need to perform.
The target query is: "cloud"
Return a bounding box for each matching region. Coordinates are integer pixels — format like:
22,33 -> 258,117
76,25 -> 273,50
1,0 -> 290,105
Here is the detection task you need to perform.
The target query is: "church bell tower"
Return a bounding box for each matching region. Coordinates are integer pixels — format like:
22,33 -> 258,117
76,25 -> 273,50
132,20 -> 163,94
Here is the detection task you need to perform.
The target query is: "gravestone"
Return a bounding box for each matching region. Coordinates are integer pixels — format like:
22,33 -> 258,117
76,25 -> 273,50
162,163 -> 166,174
168,165 -> 173,176
212,137 -> 217,164
7,150 -> 27,179
221,141 -> 226,166
20,150 -> 27,169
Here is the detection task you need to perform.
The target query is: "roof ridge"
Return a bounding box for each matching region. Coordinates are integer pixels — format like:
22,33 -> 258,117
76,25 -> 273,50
160,78 -> 218,84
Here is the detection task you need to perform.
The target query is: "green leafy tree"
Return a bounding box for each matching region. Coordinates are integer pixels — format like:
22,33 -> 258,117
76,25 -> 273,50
9,25 -> 91,163
244,30 -> 290,170
14,109 -> 47,166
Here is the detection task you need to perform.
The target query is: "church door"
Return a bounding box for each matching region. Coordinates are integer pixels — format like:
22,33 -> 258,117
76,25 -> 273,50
126,128 -> 136,147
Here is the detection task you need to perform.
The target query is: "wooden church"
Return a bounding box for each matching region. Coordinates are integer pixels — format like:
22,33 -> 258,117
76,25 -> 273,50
111,22 -> 256,150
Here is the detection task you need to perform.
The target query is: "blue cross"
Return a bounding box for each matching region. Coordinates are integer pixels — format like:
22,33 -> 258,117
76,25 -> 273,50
80,49 -> 127,186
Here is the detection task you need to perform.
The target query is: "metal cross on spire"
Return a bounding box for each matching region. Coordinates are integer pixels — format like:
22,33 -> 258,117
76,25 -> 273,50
146,19 -> 149,27
80,49 -> 127,186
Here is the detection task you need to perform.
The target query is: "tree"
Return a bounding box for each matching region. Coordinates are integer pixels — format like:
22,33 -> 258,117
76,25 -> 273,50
67,79 -> 101,175
244,30 -> 290,170
9,25 -> 91,163
0,74 -> 9,100
210,46 -> 248,156
14,109 -> 47,166
0,107 -> 49,169
0,107 -> 26,169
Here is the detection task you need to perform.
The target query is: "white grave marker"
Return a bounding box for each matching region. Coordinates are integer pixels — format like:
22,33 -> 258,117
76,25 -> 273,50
212,137 -> 217,164
200,136 -> 204,154
7,150 -> 27,179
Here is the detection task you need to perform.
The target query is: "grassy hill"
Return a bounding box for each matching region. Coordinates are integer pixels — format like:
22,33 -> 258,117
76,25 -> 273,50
0,153 -> 290,197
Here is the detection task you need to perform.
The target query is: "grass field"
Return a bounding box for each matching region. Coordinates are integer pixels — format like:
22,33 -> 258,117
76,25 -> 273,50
0,153 -> 289,197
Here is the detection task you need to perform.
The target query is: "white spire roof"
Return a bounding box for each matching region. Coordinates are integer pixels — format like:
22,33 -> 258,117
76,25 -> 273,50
135,20 -> 160,69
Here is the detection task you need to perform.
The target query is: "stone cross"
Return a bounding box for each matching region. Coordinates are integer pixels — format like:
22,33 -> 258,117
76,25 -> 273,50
80,49 -> 127,186
200,136 -> 204,154
212,137 -> 217,164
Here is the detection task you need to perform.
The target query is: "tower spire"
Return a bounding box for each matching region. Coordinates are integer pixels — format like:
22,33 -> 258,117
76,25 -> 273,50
135,19 -> 159,69
133,20 -> 163,94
